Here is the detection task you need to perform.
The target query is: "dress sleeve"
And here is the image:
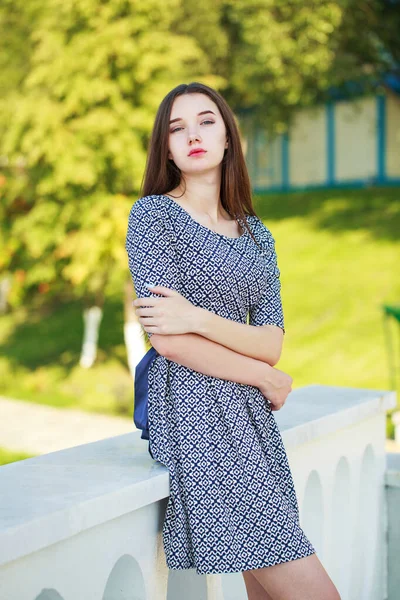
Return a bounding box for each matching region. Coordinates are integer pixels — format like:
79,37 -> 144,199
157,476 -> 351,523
125,197 -> 182,338
248,220 -> 285,334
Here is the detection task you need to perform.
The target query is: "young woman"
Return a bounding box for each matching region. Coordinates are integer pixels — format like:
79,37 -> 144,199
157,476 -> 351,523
125,82 -> 340,600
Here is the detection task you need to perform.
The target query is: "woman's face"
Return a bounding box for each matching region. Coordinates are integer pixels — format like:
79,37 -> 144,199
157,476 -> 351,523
167,93 -> 228,175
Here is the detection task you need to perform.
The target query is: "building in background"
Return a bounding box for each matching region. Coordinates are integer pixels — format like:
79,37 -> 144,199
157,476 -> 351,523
240,78 -> 400,193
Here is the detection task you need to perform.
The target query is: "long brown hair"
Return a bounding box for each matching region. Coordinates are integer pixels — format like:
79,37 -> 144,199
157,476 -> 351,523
140,82 -> 259,241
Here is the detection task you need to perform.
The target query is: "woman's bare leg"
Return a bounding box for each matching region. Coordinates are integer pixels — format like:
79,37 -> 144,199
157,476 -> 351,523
248,553 -> 341,600
242,570 -> 273,600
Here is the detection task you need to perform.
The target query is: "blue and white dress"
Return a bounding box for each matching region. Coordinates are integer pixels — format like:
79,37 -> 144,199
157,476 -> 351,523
125,193 -> 315,575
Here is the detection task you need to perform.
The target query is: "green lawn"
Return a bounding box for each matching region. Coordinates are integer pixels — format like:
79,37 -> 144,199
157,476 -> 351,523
0,186 -> 399,437
254,186 -> 400,436
0,295 -> 134,417
0,447 -> 35,466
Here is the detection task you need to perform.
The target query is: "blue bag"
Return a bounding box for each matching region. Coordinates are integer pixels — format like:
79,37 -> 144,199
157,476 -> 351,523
134,346 -> 158,457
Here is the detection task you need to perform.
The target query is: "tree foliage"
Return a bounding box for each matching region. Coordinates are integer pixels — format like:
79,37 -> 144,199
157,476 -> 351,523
0,0 -> 223,305
0,0 -> 398,306
220,0 -> 399,129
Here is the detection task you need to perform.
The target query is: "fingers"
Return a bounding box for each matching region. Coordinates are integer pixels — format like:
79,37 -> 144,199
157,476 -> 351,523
270,395 -> 289,411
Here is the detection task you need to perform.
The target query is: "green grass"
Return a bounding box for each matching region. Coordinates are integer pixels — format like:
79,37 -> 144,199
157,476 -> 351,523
253,186 -> 400,437
0,186 -> 399,438
0,296 -> 134,417
0,447 -> 35,466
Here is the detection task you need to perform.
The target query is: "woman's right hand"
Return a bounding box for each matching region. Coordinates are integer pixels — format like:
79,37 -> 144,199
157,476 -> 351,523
258,364 -> 293,411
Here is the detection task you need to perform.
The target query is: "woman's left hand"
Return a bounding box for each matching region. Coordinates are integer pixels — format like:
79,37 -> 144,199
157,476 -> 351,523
133,285 -> 198,335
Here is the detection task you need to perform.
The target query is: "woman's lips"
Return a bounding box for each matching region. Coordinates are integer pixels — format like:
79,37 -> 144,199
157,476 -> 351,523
189,150 -> 207,157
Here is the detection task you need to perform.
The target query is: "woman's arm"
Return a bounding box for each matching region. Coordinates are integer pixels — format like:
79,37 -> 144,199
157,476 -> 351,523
151,331 -> 278,388
192,307 -> 283,366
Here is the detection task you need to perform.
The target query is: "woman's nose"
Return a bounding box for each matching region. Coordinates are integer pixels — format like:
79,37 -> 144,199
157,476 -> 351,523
188,131 -> 201,143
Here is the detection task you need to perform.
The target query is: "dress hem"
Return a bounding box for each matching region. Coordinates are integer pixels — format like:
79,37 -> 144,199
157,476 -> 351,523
166,545 -> 316,576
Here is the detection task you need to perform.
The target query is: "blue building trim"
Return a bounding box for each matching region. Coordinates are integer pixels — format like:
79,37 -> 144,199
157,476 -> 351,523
245,91 -> 399,194
326,102 -> 335,186
281,132 -> 289,191
253,177 -> 400,195
376,95 -> 386,183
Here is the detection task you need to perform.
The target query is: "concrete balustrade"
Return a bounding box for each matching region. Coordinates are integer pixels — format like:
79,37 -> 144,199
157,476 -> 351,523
0,385 -> 396,600
385,452 -> 400,600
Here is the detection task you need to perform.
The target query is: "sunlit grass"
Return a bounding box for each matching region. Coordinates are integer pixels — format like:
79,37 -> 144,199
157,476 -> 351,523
0,296 -> 133,417
253,186 -> 400,437
0,447 -> 35,466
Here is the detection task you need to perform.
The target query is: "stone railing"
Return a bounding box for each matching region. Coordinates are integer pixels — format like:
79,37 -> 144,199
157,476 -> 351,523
0,385 -> 396,600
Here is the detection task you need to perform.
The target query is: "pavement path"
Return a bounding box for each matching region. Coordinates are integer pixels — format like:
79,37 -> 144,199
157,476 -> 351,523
0,396 -> 134,455
1,395 -> 400,457
386,438 -> 400,454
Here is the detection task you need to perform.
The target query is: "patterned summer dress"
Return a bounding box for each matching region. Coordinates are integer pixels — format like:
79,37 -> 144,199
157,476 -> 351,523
125,193 -> 315,575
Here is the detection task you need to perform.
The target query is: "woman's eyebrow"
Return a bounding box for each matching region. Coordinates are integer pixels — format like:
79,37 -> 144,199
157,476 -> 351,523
169,110 -> 216,125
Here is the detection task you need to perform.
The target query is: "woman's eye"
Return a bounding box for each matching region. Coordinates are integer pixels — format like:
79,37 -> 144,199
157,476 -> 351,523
170,120 -> 215,133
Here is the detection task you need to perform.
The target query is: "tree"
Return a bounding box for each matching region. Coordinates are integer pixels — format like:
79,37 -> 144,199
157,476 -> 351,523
203,0 -> 346,131
1,0 -> 223,366
216,0 -> 400,130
